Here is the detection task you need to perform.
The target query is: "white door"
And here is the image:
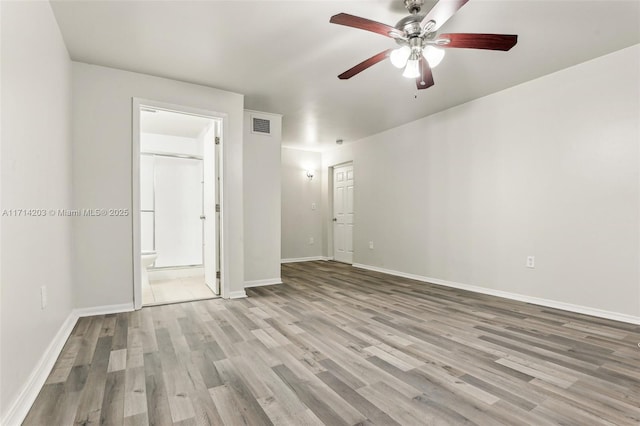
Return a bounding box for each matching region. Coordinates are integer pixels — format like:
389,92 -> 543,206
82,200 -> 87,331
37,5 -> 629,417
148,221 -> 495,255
203,121 -> 218,294
333,163 -> 354,264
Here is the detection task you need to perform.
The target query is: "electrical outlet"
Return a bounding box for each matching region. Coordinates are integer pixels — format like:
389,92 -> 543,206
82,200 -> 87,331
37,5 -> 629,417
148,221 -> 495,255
369,241 -> 374,250
309,237 -> 314,245
526,256 -> 535,268
40,285 -> 47,309
311,202 -> 316,211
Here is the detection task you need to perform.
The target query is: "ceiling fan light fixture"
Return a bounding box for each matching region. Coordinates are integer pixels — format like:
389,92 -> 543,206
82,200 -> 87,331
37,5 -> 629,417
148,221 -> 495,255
329,2 -> 518,90
390,46 -> 411,68
423,45 -> 445,68
402,56 -> 420,78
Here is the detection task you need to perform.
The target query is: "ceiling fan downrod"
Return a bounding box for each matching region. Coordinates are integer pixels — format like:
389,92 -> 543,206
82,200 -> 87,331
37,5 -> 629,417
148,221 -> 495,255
404,0 -> 424,14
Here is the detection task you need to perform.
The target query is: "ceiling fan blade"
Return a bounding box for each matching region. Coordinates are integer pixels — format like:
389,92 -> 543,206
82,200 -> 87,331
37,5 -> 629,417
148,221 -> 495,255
330,13 -> 403,39
416,57 -> 434,90
437,33 -> 518,51
338,49 -> 392,80
420,0 -> 469,32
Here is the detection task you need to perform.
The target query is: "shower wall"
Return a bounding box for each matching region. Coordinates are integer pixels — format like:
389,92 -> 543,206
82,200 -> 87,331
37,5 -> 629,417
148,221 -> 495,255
140,132 -> 204,268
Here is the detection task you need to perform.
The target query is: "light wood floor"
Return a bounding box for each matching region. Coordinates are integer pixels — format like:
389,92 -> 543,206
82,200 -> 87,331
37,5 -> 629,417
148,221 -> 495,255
25,261 -> 640,425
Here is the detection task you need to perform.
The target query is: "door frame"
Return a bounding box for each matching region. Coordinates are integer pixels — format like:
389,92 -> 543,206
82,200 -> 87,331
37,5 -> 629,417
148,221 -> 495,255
132,98 -> 228,309
329,161 -> 354,264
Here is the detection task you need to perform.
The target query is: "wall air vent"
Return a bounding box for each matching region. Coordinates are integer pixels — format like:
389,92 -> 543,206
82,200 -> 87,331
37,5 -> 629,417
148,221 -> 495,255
252,116 -> 272,135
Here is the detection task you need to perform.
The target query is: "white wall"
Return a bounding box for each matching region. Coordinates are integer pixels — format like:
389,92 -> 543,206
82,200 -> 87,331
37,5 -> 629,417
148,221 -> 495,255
1,0 -> 73,420
281,148 -> 323,261
322,45 -> 640,319
72,62 -> 244,305
243,111 -> 282,285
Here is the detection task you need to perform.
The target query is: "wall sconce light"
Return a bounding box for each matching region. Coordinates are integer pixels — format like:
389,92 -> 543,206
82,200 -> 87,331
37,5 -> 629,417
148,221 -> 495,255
306,170 -> 315,180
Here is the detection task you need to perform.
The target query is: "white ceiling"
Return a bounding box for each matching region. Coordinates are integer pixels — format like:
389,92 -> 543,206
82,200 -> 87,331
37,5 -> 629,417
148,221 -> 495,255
140,108 -> 212,139
50,0 -> 640,151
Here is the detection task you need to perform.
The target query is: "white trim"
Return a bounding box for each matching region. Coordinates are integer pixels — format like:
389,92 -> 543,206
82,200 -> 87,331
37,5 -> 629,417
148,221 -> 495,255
1,312 -> 77,426
132,98 -> 228,307
73,303 -> 135,318
132,98 -> 142,309
353,263 -> 640,325
0,302 -> 135,426
281,256 -> 330,264
244,278 -> 282,288
228,290 -> 248,299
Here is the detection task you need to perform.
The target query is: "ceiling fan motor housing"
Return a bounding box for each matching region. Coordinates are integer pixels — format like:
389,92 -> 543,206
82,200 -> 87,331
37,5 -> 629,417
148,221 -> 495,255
399,17 -> 423,37
393,14 -> 426,48
394,14 -> 437,52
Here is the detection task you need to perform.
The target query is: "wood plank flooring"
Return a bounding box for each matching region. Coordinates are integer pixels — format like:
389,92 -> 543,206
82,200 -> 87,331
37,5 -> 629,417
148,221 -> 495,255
24,261 -> 640,425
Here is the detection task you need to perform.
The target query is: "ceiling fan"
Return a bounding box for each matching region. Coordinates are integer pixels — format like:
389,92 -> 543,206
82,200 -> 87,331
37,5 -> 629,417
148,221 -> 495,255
330,0 -> 518,90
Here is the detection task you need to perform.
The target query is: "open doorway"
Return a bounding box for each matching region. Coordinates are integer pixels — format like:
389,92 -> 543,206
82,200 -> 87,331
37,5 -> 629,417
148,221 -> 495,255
133,101 -> 223,307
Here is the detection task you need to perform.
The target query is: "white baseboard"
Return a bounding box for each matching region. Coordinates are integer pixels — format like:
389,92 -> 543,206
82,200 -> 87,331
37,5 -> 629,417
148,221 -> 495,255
1,311 -> 78,426
281,256 -> 330,264
228,290 -> 247,299
245,278 -> 282,288
73,302 -> 134,318
1,302 -> 136,426
353,263 -> 640,325
0,303 -> 133,426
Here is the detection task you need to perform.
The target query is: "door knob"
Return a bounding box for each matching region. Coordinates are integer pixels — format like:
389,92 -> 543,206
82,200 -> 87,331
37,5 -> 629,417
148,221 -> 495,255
200,215 -> 206,220
332,218 -> 337,222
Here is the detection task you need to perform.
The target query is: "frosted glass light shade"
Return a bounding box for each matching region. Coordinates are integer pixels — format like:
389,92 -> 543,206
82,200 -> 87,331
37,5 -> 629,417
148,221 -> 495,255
423,45 -> 445,68
390,46 -> 411,68
402,58 -> 420,78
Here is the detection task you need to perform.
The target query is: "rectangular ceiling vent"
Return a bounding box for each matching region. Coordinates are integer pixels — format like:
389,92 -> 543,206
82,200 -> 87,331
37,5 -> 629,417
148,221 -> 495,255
252,116 -> 271,135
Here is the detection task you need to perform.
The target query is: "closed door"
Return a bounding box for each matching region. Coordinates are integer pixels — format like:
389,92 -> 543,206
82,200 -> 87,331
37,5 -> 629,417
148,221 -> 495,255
333,163 -> 354,264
